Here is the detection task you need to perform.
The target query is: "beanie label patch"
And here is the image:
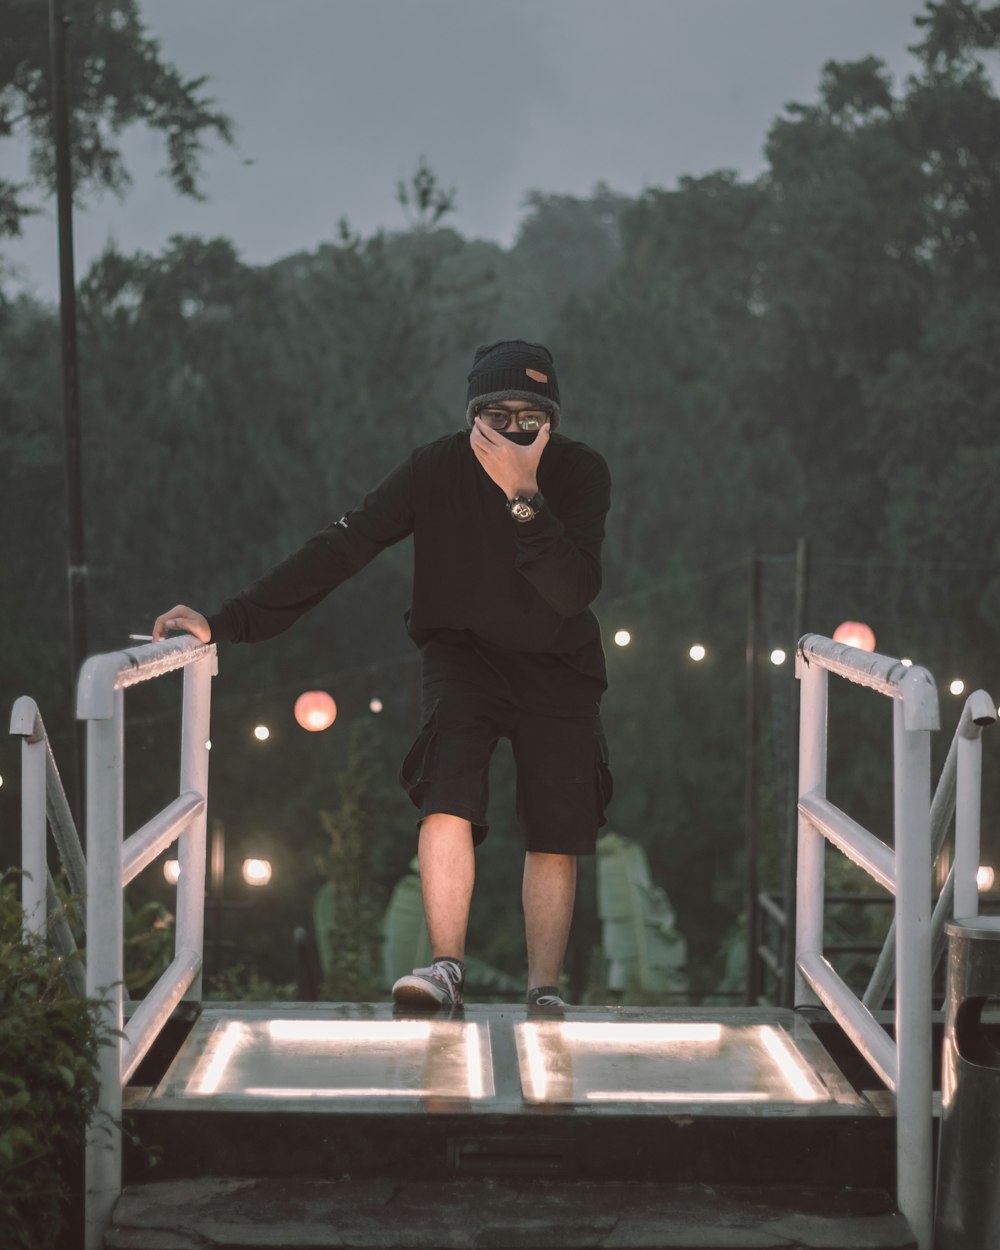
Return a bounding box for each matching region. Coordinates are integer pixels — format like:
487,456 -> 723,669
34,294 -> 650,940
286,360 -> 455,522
525,368 -> 548,383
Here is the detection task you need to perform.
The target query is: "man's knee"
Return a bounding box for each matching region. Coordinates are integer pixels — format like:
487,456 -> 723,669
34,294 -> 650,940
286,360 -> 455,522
420,812 -> 474,838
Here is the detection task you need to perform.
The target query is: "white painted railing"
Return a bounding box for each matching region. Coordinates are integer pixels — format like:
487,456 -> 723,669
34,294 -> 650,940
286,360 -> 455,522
796,634 -> 937,1250
863,689 -> 996,1011
9,697 -> 88,996
75,636 -> 216,1250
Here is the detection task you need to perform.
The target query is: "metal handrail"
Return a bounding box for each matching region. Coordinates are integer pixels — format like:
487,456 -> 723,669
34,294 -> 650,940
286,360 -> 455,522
75,635 -> 217,1250
796,634 -> 941,1250
9,697 -> 89,998
863,689 -> 996,1011
10,697 -> 88,922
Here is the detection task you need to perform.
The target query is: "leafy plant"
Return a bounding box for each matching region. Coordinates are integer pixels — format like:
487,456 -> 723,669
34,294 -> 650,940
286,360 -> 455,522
203,961 -> 298,1002
314,720 -> 385,1001
0,871 -> 113,1250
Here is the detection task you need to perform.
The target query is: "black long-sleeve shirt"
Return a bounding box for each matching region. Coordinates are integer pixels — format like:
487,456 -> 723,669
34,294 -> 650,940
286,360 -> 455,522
206,429 -> 612,714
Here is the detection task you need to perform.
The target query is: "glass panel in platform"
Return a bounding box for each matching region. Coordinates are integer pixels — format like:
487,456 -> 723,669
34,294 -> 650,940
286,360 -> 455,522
515,1019 -> 830,1105
177,1013 -> 494,1102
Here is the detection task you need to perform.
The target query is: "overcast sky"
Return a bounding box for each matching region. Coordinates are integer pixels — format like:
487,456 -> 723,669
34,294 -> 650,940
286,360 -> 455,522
5,0 -> 937,300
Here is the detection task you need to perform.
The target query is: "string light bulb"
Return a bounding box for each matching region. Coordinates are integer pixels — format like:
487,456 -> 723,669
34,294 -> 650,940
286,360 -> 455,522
689,644 -> 706,662
294,691 -> 337,732
614,630 -> 631,647
242,858 -> 272,887
833,621 -> 876,652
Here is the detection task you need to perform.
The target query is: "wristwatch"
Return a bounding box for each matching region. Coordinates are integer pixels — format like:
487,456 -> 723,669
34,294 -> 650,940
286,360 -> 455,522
506,491 -> 545,523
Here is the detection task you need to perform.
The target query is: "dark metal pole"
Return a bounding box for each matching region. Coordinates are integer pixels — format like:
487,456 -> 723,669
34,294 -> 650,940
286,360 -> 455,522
780,538 -> 810,1006
49,0 -> 88,824
744,553 -> 762,1006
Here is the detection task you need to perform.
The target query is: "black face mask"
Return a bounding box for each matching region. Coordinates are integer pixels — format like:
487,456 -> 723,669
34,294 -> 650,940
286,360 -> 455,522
499,430 -> 539,446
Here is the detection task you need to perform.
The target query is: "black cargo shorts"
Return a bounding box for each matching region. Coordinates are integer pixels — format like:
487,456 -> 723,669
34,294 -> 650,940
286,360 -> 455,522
399,684 -> 613,855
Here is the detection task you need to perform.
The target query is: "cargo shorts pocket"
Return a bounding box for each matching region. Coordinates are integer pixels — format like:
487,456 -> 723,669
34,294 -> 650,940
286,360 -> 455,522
399,699 -> 440,802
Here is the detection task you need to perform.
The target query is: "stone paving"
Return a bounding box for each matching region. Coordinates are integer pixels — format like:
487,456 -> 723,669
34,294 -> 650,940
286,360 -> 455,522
106,1176 -> 918,1250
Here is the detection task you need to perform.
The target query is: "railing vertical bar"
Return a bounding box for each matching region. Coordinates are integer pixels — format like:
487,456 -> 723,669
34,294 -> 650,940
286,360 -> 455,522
954,734 -> 982,921
84,690 -> 125,1250
863,729 -> 958,1010
795,656 -> 827,1006
176,656 -> 213,1001
21,731 -> 47,937
892,697 -> 933,1250
44,733 -> 88,904
45,870 -> 86,996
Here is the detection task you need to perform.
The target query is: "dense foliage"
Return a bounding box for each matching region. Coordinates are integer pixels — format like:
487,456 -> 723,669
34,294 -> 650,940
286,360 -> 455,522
0,874 -> 108,1250
2,0 -> 999,998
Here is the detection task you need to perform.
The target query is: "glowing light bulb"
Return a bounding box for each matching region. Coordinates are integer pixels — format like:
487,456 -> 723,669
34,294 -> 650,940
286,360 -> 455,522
205,740 -> 212,751
900,658 -> 913,667
833,621 -> 876,652
254,725 -> 270,741
369,698 -> 383,713
689,644 -> 706,662
770,649 -> 787,666
949,680 -> 965,697
294,691 -> 337,732
242,858 -> 272,887
977,866 -> 995,892
163,860 -> 181,884
614,630 -> 631,647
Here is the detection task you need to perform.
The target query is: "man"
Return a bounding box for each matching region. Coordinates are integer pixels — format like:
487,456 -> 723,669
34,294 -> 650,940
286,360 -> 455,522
153,340 -> 612,1011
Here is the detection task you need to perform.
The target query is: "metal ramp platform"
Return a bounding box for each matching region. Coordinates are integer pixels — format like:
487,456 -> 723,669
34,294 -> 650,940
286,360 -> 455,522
142,1002 -> 861,1114
121,1002 -> 896,1188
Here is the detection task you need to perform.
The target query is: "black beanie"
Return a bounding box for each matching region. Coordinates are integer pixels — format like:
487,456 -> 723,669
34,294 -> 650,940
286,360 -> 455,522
466,339 -> 561,429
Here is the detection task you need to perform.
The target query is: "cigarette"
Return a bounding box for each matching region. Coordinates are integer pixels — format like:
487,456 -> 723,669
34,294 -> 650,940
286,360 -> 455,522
128,634 -> 154,641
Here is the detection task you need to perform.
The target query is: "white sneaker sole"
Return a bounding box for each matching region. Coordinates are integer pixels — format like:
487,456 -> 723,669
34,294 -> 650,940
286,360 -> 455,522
391,974 -> 460,1008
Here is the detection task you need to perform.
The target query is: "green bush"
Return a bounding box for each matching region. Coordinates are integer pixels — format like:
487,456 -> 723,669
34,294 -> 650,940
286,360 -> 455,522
0,872 -> 112,1250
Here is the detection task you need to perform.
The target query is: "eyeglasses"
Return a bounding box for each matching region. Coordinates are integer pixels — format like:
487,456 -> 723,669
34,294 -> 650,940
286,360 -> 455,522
476,406 -> 550,432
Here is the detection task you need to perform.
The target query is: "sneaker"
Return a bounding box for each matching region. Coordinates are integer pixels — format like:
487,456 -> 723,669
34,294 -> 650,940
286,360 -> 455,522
527,985 -> 567,1010
392,958 -> 464,1009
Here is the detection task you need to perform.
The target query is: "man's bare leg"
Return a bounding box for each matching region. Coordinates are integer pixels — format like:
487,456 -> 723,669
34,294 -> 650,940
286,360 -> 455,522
418,812 -> 475,958
523,851 -> 577,989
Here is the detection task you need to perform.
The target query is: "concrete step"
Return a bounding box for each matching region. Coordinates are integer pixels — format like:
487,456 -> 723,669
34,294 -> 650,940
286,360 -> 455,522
106,1176 -> 917,1250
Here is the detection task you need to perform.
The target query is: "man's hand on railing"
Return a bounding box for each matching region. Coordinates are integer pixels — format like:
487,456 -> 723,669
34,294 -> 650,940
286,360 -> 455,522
152,605 -> 212,644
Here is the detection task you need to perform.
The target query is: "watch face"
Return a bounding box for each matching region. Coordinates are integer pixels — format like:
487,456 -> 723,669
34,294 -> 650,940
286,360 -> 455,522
511,501 -> 534,520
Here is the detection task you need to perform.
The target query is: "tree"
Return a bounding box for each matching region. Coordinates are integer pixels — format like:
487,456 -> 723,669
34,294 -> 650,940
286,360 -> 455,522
314,720 -> 385,1001
395,155 -> 456,233
0,0 -> 233,242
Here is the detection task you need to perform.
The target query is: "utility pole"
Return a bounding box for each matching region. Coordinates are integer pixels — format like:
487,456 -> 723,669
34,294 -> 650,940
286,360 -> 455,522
744,553 -> 762,1006
50,0 -> 88,822
780,538 -> 810,1006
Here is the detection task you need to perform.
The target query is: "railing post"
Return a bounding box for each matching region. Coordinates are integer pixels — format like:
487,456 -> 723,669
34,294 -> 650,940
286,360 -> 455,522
795,654 -> 827,1006
84,688 -> 125,1250
20,719 -> 47,937
176,655 -> 214,1001
892,697 -> 933,1250
954,732 -> 983,921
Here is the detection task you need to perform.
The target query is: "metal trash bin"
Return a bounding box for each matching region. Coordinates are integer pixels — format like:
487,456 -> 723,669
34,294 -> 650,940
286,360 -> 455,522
935,916 -> 1000,1249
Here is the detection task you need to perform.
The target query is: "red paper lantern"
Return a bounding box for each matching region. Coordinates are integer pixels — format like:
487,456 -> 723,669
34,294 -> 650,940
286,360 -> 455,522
832,621 -> 876,653
294,690 -> 337,732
